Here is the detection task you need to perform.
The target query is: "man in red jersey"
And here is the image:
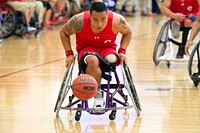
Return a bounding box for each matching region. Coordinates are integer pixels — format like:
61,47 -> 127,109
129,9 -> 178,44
60,2 -> 132,108
160,0 -> 200,58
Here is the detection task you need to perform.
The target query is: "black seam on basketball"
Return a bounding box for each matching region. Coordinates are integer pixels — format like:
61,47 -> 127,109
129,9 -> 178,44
72,83 -> 97,86
73,89 -> 96,94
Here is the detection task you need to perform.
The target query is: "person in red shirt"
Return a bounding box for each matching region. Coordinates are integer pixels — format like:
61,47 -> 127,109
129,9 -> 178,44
60,2 -> 132,108
160,0 -> 200,58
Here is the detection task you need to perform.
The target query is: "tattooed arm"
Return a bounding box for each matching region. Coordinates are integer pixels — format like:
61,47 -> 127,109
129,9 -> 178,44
113,13 -> 132,50
60,13 -> 83,52
185,14 -> 200,55
60,13 -> 83,67
113,13 -> 132,64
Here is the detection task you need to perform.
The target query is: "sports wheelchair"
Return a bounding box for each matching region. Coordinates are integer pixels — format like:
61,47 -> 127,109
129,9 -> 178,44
0,2 -> 40,39
153,19 -> 191,67
188,40 -> 200,87
54,53 -> 141,121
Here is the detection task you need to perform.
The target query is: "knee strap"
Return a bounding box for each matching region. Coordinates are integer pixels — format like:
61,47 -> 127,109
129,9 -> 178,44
78,52 -> 96,74
78,52 -> 116,81
181,27 -> 191,47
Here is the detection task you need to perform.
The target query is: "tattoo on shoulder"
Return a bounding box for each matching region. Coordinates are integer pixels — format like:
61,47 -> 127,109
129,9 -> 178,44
119,17 -> 127,29
197,14 -> 200,24
66,15 -> 83,34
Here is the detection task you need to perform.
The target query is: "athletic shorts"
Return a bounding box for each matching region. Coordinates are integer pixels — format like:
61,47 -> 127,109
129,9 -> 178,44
8,2 -> 36,12
171,13 -> 199,26
78,47 -> 120,65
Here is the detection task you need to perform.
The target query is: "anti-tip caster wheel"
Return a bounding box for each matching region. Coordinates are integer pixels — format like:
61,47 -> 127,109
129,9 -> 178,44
109,110 -> 116,120
75,111 -> 82,121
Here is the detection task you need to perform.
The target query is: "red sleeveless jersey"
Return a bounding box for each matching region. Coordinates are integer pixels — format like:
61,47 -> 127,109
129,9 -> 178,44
75,11 -> 118,52
169,0 -> 199,15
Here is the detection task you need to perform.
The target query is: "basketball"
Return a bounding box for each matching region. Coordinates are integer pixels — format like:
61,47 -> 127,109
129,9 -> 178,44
72,74 -> 98,101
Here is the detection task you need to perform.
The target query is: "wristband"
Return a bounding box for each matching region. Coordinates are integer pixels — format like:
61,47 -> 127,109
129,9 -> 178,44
65,50 -> 74,57
118,48 -> 126,54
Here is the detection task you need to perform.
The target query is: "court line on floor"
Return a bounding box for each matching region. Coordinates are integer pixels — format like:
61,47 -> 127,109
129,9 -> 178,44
0,58 -> 65,79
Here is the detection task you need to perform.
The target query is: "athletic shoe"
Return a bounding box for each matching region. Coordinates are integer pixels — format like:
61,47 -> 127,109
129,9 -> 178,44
57,17 -> 69,23
49,19 -> 60,25
50,16 -> 69,25
171,20 -> 181,38
176,47 -> 184,59
93,91 -> 105,109
141,11 -> 148,16
24,26 -> 36,32
44,23 -> 53,30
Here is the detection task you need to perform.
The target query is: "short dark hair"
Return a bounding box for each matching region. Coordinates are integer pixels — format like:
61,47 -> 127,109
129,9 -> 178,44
90,2 -> 108,14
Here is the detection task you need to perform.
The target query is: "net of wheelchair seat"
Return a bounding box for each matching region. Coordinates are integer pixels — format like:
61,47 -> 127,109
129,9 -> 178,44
54,54 -> 141,121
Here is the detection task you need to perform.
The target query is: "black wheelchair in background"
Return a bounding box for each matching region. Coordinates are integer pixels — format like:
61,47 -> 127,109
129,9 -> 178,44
0,2 -> 40,39
54,54 -> 141,121
188,40 -> 200,87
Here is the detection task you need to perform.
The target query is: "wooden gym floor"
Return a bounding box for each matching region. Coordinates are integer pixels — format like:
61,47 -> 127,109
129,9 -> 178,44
0,14 -> 200,133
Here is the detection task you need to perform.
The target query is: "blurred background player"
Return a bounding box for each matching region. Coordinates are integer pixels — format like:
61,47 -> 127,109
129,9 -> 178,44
160,0 -> 200,58
7,0 -> 37,31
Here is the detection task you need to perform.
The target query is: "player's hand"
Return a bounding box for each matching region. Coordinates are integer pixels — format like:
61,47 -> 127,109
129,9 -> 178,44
65,55 -> 75,68
118,53 -> 128,65
174,13 -> 186,21
185,40 -> 193,56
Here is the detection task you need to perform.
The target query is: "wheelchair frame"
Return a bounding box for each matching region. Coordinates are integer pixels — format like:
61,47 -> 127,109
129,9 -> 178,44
153,19 -> 192,67
54,54 -> 141,121
0,3 -> 17,39
188,40 -> 200,87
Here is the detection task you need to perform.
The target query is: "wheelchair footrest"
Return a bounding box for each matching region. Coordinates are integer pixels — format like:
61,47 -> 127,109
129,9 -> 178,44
60,105 -> 133,112
158,53 -> 190,61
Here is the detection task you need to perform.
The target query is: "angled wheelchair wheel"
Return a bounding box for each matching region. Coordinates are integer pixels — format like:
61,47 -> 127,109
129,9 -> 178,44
153,20 -> 170,65
188,41 -> 200,87
54,61 -> 75,117
121,64 -> 141,116
0,4 -> 17,39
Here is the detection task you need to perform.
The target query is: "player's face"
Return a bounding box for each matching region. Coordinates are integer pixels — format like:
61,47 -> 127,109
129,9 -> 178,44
90,11 -> 108,33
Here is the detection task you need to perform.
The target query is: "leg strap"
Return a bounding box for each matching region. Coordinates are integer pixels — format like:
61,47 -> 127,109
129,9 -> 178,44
181,27 -> 191,47
78,52 -> 116,81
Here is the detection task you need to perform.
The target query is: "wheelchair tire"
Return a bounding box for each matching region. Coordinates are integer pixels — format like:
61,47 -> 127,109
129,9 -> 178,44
153,20 -> 170,65
188,41 -> 200,87
123,65 -> 141,111
54,63 -> 75,116
0,4 -> 17,39
121,64 -> 141,116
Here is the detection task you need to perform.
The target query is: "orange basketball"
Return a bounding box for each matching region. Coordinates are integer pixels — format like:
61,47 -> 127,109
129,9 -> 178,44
72,74 -> 98,101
